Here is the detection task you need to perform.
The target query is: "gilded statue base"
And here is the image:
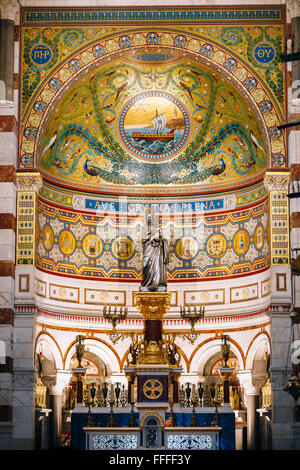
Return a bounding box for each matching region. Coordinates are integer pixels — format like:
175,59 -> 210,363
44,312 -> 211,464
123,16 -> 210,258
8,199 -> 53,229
137,340 -> 168,365
133,291 -> 172,321
219,367 -> 234,382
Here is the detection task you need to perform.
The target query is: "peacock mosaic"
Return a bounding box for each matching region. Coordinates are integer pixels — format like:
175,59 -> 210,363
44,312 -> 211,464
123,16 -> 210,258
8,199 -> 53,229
36,195 -> 270,281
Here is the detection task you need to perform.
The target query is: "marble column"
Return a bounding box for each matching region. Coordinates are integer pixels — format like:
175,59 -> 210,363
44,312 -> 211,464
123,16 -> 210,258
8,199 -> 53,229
47,370 -> 71,448
0,0 -> 18,102
237,371 -> 265,450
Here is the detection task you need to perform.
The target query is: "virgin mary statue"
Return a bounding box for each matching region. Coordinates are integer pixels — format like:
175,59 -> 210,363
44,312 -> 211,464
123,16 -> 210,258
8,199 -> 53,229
140,214 -> 169,292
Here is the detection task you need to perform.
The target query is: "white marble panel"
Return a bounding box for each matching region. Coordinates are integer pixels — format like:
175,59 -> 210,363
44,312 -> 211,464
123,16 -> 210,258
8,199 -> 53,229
0,196 -> 16,215
0,244 -> 15,262
49,283 -> 80,303
0,133 -> 17,166
288,130 -> 300,165
0,230 -> 15,246
13,343 -> 35,359
85,288 -> 126,305
13,327 -> 33,344
14,41 -> 19,74
35,267 -> 271,317
183,288 -> 224,305
0,102 -> 14,116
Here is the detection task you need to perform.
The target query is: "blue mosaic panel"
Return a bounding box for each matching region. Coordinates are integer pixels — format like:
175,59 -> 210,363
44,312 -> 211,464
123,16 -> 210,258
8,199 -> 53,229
166,433 -> 215,450
92,433 -> 138,449
23,8 -> 283,25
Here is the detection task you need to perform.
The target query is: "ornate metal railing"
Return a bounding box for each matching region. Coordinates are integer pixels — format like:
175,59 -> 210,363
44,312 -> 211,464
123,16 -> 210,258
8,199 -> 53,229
178,383 -> 224,408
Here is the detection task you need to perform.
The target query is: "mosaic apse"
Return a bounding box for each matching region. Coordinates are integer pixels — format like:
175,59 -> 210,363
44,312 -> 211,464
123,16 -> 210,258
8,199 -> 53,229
20,7 -> 287,189
37,56 -> 267,195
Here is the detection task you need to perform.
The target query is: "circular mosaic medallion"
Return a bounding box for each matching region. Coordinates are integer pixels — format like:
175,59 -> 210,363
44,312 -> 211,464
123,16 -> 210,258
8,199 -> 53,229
233,229 -> 250,255
119,92 -> 190,162
175,236 -> 198,260
82,234 -> 103,258
253,43 -> 275,65
31,44 -> 53,65
206,233 -> 227,259
254,224 -> 265,250
111,236 -> 134,260
59,230 -> 76,255
42,225 -> 54,251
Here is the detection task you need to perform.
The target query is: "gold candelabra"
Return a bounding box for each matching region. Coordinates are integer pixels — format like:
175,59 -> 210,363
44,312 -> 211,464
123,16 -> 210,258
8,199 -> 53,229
180,304 -> 205,331
103,304 -> 129,343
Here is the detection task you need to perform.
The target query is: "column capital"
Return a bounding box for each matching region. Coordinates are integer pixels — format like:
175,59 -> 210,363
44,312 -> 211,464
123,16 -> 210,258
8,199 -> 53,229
264,171 -> 290,193
0,0 -> 20,21
16,171 -> 43,193
44,370 -> 72,395
237,370 -> 267,396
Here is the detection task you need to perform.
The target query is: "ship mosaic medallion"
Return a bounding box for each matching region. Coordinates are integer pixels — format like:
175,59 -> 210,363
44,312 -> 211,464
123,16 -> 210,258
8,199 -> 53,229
119,92 -> 190,162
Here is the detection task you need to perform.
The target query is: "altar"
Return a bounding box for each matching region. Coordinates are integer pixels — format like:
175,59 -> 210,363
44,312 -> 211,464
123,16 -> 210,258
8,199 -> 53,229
70,220 -> 236,451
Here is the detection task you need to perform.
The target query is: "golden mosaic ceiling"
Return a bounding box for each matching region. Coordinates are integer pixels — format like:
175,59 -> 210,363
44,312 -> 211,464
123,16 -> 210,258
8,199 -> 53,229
38,53 -> 267,196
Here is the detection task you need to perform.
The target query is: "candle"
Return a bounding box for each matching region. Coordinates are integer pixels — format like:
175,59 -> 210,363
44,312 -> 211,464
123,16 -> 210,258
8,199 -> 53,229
170,384 -> 174,403
111,383 -> 114,400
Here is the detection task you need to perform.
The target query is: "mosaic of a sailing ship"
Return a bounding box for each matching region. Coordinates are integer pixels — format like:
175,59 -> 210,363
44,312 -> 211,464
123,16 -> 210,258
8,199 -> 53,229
120,93 -> 190,161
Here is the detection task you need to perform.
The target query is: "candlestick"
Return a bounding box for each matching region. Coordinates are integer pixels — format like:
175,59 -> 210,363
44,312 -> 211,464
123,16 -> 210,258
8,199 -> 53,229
131,383 -> 135,402
170,383 -> 174,403
111,382 -> 114,400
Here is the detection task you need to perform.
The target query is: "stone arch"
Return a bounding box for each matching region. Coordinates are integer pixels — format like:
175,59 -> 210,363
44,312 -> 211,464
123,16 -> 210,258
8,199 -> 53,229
140,412 -> 165,429
20,28 -> 285,172
245,330 -> 271,370
35,331 -> 64,371
189,336 -> 245,375
63,337 -> 121,375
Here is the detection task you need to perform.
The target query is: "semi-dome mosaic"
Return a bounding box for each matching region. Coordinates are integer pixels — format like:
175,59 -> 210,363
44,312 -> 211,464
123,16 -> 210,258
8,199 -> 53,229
38,54 -> 267,195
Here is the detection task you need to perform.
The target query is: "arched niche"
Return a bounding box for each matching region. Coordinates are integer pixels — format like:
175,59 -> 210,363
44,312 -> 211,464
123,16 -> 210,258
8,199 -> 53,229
69,349 -> 108,385
64,337 -> 121,375
35,332 -> 63,374
189,337 -> 245,375
245,331 -> 270,372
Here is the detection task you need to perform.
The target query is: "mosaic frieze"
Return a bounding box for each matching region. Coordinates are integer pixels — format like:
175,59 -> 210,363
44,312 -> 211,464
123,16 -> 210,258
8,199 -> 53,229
40,180 -> 268,210
36,197 -> 270,281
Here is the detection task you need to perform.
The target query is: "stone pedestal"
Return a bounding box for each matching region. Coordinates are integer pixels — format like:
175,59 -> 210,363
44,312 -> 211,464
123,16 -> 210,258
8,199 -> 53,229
219,367 -> 234,405
72,367 -> 87,406
35,408 -> 52,450
133,291 -> 172,365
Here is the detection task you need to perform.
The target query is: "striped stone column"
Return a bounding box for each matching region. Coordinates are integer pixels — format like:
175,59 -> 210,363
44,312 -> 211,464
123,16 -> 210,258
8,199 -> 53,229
13,173 -> 42,449
0,0 -> 19,449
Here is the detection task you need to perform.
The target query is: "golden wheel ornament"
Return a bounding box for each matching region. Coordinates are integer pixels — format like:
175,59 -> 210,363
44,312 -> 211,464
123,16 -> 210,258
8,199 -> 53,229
143,379 -> 163,399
